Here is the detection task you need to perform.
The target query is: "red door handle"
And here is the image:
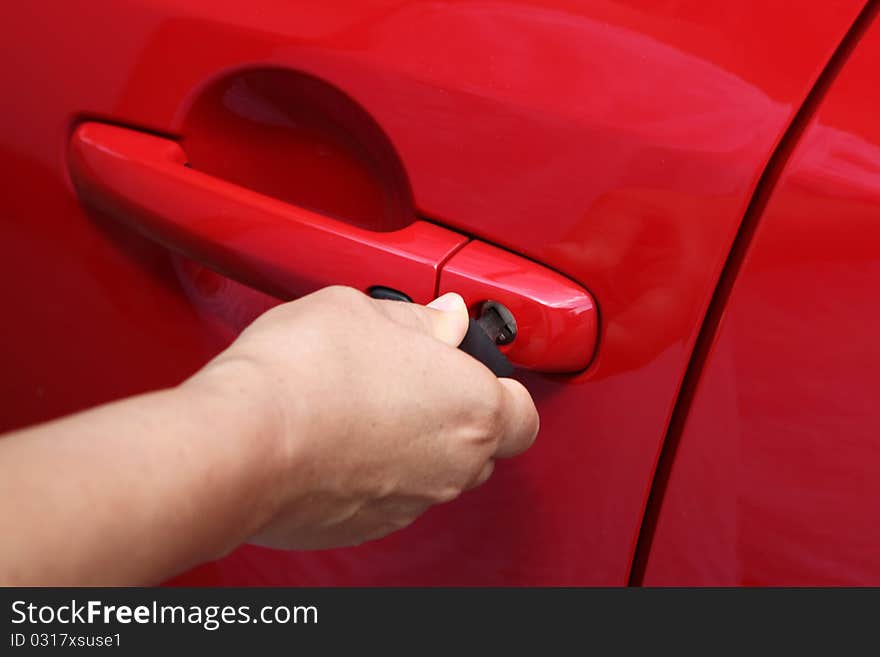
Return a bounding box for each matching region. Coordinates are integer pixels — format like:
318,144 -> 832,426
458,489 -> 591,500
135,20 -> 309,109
68,122 -> 465,304
68,122 -> 597,373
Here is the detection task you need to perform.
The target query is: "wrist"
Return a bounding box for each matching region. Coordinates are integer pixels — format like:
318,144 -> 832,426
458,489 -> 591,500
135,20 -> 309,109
180,357 -> 294,558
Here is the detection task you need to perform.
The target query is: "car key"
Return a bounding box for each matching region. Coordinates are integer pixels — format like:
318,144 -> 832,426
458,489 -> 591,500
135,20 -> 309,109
369,287 -> 515,377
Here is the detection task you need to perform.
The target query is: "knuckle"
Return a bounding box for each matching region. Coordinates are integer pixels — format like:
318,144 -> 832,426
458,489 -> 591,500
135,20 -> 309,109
467,461 -> 494,490
475,382 -> 506,439
320,285 -> 363,304
402,302 -> 433,333
391,514 -> 417,531
434,486 -> 462,505
375,298 -> 430,333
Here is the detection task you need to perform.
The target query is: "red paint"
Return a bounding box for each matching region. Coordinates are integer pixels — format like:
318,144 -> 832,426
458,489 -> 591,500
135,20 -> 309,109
641,8 -> 880,585
180,68 -> 417,234
0,1 -> 866,584
68,122 -> 466,305
439,241 -> 597,373
69,122 -> 597,372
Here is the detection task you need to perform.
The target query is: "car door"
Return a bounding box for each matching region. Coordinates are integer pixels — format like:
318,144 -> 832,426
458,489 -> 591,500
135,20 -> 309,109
637,6 -> 880,585
0,0 -> 866,584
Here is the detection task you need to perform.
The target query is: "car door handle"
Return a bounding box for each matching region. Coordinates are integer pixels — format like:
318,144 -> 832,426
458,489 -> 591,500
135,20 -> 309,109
68,122 -> 597,373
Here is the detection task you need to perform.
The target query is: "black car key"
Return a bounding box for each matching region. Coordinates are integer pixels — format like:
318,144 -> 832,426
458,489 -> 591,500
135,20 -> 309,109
460,305 -> 515,377
369,287 -> 515,377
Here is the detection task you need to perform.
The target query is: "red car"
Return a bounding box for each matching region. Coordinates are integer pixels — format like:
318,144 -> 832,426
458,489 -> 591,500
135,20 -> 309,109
2,0 -> 879,585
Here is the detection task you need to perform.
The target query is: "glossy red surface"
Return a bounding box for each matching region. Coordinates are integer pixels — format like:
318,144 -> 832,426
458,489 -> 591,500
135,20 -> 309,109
71,122 -> 597,371
439,241 -> 597,373
0,1 -> 866,584
179,68 -> 417,234
69,122 -> 466,304
641,11 -> 880,585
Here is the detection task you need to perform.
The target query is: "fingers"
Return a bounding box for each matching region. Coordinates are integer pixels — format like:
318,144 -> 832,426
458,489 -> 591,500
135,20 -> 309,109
424,293 -> 470,346
374,290 -> 538,458
493,377 -> 540,458
466,459 -> 495,490
376,292 -> 470,347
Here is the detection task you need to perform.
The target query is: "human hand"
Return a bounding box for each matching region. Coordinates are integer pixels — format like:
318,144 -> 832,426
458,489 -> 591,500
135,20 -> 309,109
188,286 -> 539,550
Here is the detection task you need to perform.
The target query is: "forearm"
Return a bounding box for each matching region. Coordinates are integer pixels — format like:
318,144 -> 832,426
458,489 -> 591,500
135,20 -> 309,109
0,288 -> 538,584
0,361 -> 286,585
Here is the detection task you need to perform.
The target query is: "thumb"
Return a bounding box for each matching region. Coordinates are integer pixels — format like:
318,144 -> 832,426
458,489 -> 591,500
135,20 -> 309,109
376,291 -> 470,347
424,292 -> 470,346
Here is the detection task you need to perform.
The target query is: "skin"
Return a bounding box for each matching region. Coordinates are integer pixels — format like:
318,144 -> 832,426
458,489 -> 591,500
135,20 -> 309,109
0,287 -> 539,585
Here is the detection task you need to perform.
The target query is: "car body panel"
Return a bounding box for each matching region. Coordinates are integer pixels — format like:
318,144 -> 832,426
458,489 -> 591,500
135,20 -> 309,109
641,10 -> 880,585
0,1 -> 866,584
